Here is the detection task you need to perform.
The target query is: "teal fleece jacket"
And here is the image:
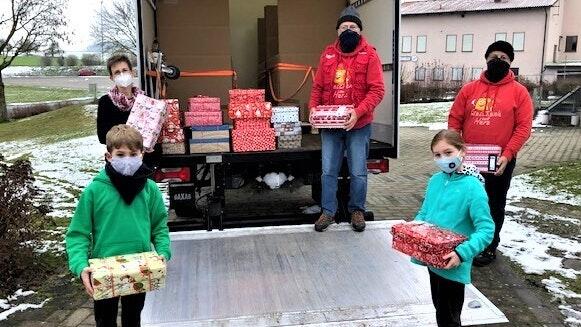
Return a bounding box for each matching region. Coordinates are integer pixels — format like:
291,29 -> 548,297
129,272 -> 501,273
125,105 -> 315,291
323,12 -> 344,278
413,171 -> 494,284
66,170 -> 171,277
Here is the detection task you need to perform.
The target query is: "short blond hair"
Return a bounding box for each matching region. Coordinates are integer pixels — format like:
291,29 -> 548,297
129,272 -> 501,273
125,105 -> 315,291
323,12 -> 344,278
106,124 -> 143,152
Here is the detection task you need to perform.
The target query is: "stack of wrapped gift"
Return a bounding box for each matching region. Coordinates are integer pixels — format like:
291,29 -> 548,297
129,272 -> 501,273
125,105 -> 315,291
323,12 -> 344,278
311,105 -> 352,129
159,99 -> 186,155
391,221 -> 467,269
89,251 -> 166,301
272,106 -> 301,149
127,94 -> 167,152
190,125 -> 231,153
229,89 -> 275,152
464,144 -> 502,173
184,96 -> 223,127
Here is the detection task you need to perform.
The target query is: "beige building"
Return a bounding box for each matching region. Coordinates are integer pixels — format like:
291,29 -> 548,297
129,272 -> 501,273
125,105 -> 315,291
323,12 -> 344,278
400,0 -> 581,84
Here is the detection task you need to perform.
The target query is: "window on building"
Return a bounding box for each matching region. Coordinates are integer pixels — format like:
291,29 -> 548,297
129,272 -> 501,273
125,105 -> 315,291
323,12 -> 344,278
565,36 -> 578,52
513,32 -> 525,51
417,35 -> 427,53
402,36 -> 412,53
452,67 -> 464,81
415,67 -> 426,81
495,33 -> 507,42
433,67 -> 445,81
471,68 -> 483,80
446,35 -> 457,52
462,34 -> 474,52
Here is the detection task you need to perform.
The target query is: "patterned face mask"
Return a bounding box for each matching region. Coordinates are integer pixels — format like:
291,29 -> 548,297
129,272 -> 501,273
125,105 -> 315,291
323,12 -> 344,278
110,156 -> 142,176
435,156 -> 462,174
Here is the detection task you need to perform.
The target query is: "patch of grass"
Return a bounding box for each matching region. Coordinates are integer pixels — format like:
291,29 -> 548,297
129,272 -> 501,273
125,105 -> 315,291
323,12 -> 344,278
529,161 -> 581,197
5,85 -> 91,104
0,105 -> 95,144
8,55 -> 43,66
399,101 -> 452,124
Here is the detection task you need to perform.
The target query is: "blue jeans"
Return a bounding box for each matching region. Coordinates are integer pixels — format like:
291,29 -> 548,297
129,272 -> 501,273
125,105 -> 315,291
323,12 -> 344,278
321,124 -> 371,216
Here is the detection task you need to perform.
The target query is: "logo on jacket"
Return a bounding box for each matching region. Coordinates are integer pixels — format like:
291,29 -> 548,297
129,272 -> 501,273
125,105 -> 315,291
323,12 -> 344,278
326,54 -> 336,59
472,97 -> 494,112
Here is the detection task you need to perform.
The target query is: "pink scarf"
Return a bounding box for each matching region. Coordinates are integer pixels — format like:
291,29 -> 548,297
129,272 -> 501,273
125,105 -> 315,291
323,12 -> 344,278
107,86 -> 145,111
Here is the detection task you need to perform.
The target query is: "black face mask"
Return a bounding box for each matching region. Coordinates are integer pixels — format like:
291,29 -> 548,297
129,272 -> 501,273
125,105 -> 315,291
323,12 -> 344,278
485,58 -> 510,83
339,30 -> 361,53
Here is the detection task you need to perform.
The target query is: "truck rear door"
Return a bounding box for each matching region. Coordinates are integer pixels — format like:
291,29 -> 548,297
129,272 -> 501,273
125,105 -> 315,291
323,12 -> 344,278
352,0 -> 400,157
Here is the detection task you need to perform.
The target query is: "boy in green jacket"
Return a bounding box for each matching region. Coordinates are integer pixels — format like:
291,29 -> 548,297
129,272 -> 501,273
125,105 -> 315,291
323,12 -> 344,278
66,124 -> 171,327
414,129 -> 494,327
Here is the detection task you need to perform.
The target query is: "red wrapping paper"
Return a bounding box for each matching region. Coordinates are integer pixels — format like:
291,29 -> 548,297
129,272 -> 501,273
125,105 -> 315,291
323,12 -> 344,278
311,105 -> 352,129
228,102 -> 272,119
188,96 -> 221,112
391,221 -> 467,269
232,128 -> 275,152
229,89 -> 265,104
184,112 -> 223,126
159,99 -> 185,144
234,118 -> 271,130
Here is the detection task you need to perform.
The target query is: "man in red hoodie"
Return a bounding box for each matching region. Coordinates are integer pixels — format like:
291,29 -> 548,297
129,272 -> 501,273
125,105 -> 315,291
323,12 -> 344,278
309,5 -> 385,233
448,41 -> 533,266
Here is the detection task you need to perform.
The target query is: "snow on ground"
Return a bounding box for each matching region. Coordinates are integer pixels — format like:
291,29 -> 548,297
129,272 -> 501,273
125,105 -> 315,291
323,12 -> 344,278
0,290 -> 50,321
500,173 -> 581,325
399,101 -> 451,130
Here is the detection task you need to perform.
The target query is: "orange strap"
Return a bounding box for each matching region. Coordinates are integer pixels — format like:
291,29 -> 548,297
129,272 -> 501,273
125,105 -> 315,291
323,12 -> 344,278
267,63 -> 316,103
147,69 -> 238,89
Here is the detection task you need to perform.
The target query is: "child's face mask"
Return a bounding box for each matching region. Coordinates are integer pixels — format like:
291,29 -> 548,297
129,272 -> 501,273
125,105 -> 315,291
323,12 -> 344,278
106,146 -> 143,176
432,140 -> 464,174
435,156 -> 462,174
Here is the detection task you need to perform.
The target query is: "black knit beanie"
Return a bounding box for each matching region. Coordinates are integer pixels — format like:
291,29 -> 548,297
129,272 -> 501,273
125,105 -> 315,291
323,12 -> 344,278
485,41 -> 514,61
336,5 -> 362,30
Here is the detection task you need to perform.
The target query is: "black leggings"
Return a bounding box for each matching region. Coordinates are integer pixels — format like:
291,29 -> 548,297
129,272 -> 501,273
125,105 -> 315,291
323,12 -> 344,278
94,293 -> 146,327
429,269 -> 465,327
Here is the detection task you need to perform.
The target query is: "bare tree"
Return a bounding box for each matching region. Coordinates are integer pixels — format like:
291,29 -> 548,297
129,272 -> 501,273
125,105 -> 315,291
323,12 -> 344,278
0,0 -> 68,122
90,0 -> 138,58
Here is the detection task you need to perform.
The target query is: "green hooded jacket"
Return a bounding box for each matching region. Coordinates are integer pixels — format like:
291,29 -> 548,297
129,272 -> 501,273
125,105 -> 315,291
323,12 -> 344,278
66,169 -> 171,277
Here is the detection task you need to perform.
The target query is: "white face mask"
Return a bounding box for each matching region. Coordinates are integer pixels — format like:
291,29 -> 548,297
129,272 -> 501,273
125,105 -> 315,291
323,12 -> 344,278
114,73 -> 133,88
110,156 -> 142,176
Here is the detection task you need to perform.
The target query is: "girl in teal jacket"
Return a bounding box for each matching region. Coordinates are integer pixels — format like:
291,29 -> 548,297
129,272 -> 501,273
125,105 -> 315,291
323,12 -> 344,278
414,129 -> 494,327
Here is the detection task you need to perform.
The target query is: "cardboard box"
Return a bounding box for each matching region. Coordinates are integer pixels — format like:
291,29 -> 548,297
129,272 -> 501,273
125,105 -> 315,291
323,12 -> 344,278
391,222 -> 467,269
89,252 -> 166,301
157,0 -> 232,106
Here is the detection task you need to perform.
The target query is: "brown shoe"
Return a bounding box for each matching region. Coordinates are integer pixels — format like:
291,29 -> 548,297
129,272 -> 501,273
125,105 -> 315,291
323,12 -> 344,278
314,213 -> 334,232
351,211 -> 366,232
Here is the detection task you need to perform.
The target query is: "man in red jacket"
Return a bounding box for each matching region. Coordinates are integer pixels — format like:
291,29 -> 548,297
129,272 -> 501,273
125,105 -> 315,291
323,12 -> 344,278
448,40 -> 533,266
309,5 -> 385,232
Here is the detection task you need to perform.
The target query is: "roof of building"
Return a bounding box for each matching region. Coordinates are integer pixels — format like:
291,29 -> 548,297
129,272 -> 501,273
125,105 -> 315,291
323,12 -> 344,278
402,0 -> 558,15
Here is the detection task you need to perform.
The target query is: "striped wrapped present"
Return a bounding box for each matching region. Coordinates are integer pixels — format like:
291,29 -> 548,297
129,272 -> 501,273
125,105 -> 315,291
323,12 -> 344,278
184,111 -> 223,126
189,125 -> 230,153
311,105 -> 351,129
465,144 -> 502,173
188,96 -> 221,112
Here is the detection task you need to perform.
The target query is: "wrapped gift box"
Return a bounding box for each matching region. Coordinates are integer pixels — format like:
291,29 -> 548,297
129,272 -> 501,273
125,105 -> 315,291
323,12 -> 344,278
391,221 -> 467,269
310,105 -> 352,129
160,129 -> 185,144
191,125 -> 230,140
89,251 -> 166,301
229,89 -> 265,104
188,96 -> 221,112
228,102 -> 272,119
234,118 -> 271,130
275,128 -> 302,137
232,128 -> 276,152
277,135 -> 302,149
127,94 -> 167,152
159,99 -> 184,143
184,112 -> 223,126
189,139 -> 230,153
465,144 -> 502,173
271,106 -> 300,123
162,142 -> 186,155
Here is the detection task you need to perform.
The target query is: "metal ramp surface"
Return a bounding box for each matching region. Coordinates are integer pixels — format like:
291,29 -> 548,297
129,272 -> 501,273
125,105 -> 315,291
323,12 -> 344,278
142,221 -> 508,326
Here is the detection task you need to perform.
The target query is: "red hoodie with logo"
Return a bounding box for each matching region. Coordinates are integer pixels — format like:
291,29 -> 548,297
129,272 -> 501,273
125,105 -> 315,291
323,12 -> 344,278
448,71 -> 533,161
309,36 -> 385,130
